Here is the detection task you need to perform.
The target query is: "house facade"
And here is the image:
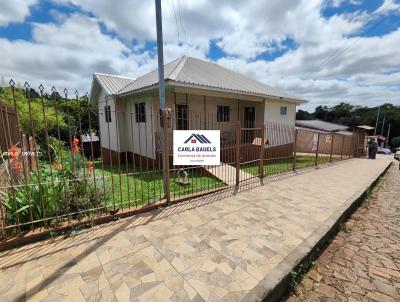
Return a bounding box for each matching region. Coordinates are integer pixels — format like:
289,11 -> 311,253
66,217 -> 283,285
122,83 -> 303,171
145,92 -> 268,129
89,56 -> 305,164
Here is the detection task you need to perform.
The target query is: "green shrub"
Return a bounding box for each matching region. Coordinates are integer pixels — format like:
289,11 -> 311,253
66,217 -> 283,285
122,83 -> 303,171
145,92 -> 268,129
0,145 -> 108,231
391,136 -> 400,148
1,166 -> 65,227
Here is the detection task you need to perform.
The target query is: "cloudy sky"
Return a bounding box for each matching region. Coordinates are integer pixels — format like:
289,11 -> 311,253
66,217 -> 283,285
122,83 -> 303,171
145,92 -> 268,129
0,0 -> 399,110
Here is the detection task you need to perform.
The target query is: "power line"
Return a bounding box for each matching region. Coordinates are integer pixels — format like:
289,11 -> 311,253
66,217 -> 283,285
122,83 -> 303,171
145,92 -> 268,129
307,6 -> 398,76
169,0 -> 182,56
177,0 -> 188,56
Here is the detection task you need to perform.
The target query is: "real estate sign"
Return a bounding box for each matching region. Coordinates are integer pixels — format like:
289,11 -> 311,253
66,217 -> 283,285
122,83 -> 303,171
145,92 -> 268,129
173,130 -> 220,166
325,134 -> 332,144
311,133 -> 319,152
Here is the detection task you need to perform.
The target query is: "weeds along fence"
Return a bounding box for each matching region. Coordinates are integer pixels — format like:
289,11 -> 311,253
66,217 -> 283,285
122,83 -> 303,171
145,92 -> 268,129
0,80 -> 365,240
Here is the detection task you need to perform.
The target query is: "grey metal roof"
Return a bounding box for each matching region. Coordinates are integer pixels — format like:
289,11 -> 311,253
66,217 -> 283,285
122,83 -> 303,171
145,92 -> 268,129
357,125 -> 374,131
118,57 -> 183,95
118,56 -> 305,102
296,120 -> 348,132
95,73 -> 135,95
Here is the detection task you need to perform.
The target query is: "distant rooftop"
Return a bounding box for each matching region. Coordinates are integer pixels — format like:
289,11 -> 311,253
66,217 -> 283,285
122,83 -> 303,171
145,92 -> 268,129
296,120 -> 349,132
357,125 -> 374,131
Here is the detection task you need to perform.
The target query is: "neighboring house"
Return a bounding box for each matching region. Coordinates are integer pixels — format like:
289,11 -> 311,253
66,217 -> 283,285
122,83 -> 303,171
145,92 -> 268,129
295,119 -> 368,156
89,56 -> 305,164
295,119 -> 350,134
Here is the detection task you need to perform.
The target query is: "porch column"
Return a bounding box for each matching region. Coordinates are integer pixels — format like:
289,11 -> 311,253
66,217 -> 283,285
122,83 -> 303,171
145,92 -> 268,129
203,96 -> 206,129
237,99 -> 240,122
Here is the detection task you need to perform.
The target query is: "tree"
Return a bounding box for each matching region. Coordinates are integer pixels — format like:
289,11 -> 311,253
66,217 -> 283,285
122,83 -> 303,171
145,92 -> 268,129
391,137 -> 400,148
295,102 -> 400,140
296,109 -> 312,120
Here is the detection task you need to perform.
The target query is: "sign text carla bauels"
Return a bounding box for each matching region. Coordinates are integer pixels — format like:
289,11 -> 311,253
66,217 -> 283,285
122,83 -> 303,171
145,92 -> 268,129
173,130 -> 220,166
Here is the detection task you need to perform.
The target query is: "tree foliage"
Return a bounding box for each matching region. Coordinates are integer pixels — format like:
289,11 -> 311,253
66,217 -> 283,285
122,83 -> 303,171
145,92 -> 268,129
391,136 -> 400,148
0,87 -> 98,148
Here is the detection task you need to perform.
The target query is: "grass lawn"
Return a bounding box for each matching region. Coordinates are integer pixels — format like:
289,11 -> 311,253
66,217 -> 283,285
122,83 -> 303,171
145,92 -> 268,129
242,155 -> 332,176
92,161 -> 225,208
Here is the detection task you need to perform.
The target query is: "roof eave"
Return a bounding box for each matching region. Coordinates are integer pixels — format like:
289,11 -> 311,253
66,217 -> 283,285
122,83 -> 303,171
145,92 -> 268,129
169,81 -> 307,103
117,80 -> 306,104
117,81 -> 171,98
116,80 -> 308,105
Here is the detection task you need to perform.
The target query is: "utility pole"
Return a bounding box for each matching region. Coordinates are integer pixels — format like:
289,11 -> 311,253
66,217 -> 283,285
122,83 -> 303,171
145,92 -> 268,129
374,106 -> 380,136
387,123 -> 391,146
381,116 -> 385,136
155,0 -> 166,109
155,0 -> 168,198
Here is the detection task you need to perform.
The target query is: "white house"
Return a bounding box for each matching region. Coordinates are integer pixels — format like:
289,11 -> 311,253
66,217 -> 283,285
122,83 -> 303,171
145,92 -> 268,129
89,56 -> 306,164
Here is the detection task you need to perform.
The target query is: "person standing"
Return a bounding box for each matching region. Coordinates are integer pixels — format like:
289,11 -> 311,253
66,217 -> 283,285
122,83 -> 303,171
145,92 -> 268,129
367,138 -> 373,159
370,138 -> 378,159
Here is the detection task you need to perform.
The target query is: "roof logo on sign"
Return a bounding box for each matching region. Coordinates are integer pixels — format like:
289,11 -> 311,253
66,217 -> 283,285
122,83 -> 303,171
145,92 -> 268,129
184,134 -> 211,144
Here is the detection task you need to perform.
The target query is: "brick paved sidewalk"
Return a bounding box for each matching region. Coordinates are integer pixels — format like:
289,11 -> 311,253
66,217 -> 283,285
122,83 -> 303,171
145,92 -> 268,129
0,157 -> 392,302
287,164 -> 400,302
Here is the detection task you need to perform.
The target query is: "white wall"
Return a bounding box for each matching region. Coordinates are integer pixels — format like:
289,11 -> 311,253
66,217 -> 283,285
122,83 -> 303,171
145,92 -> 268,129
98,90 -> 120,151
122,96 -> 156,159
264,99 -> 297,126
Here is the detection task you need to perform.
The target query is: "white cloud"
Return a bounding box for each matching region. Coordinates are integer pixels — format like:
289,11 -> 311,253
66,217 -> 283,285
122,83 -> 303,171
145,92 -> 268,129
1,0 -> 399,109
376,0 -> 400,14
0,0 -> 38,26
0,13 -> 157,93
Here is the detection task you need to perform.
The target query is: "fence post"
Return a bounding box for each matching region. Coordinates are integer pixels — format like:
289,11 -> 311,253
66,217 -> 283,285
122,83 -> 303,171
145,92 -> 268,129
329,134 -> 334,163
340,135 -> 344,160
21,134 -> 30,178
293,128 -> 298,171
350,131 -> 355,158
315,133 -> 320,167
162,109 -> 171,204
236,121 -> 241,187
29,137 -> 37,170
258,124 -> 265,178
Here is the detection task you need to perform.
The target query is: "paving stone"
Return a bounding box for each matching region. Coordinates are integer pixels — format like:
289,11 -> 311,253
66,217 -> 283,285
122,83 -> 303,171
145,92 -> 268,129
358,277 -> 375,291
372,279 -> 399,298
288,164 -> 400,302
316,283 -> 336,298
308,270 -> 323,282
367,291 -> 397,302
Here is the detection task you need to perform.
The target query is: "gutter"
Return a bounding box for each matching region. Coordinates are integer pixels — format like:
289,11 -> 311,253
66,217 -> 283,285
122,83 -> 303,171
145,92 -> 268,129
117,80 -> 307,104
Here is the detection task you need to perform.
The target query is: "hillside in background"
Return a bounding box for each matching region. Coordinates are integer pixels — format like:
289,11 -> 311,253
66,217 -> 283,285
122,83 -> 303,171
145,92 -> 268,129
296,103 -> 400,147
0,87 -> 98,150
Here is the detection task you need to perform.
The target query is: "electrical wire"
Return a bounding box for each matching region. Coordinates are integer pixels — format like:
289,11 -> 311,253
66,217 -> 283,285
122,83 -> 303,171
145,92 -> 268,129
169,0 -> 182,56
307,4 -> 398,76
177,0 -> 189,57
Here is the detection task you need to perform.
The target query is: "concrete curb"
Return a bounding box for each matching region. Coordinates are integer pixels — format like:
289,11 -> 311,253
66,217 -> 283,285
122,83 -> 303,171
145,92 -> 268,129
243,160 -> 393,302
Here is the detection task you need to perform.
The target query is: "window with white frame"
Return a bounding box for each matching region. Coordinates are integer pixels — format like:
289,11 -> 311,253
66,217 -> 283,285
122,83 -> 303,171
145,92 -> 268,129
280,106 -> 288,115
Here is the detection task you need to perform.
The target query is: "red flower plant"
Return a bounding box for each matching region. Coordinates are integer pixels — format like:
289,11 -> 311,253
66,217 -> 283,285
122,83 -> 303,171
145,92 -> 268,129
72,137 -> 80,153
88,160 -> 94,175
8,146 -> 21,174
14,162 -> 22,174
9,146 -> 19,159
